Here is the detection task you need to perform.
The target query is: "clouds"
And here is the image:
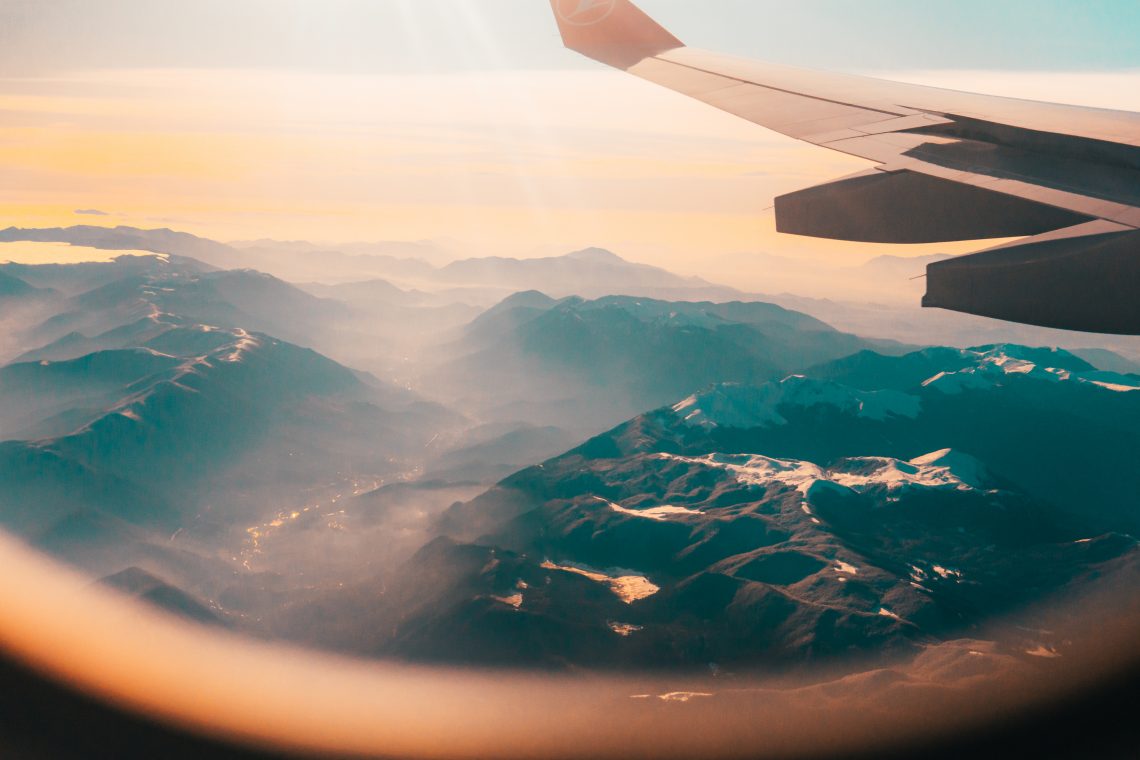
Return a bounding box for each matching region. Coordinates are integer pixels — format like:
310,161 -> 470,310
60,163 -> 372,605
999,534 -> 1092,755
0,67 -> 863,260
1,64 -> 1136,274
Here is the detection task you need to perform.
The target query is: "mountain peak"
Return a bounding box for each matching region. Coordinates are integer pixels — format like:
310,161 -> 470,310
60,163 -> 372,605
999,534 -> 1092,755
0,270 -> 37,297
967,344 -> 1094,372
907,448 -> 990,490
498,289 -> 556,307
563,247 -> 625,263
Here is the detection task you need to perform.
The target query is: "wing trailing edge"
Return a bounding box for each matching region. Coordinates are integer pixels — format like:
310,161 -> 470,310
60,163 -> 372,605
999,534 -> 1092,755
547,0 -> 1140,334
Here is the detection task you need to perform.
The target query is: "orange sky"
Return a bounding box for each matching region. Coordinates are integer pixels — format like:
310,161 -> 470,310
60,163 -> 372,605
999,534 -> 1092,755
1,67 -> 1137,282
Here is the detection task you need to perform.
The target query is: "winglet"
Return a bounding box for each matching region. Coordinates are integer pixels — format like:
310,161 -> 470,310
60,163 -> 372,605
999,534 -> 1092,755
549,0 -> 684,70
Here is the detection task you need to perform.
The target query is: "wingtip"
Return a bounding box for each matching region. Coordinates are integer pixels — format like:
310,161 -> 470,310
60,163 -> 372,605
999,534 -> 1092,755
549,0 -> 683,70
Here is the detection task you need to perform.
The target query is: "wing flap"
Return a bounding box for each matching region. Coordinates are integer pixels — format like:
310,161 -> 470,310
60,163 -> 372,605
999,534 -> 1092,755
924,223 -> 1140,335
548,0 -> 1140,334
775,169 -> 1093,244
548,1 -> 1140,230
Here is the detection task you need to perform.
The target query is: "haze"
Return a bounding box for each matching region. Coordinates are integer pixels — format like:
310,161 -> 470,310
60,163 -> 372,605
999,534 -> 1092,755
1,0 -> 1138,287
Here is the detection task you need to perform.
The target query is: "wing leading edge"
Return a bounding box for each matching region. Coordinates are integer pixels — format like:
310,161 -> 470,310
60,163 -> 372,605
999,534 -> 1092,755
548,0 -> 1140,335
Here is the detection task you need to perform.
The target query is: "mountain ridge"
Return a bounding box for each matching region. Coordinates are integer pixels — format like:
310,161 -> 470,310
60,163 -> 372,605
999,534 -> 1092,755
368,341 -> 1140,669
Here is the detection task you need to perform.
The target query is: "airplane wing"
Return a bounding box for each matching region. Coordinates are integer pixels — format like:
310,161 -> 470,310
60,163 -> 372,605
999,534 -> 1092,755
548,0 -> 1140,335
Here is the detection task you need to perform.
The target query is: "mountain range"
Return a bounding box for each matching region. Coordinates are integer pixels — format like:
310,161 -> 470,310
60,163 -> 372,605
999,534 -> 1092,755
0,227 -> 729,304
431,292 -> 906,434
8,225 -> 1139,365
0,263 -> 466,598
4,256 -> 347,360
0,271 -> 42,300
0,324 -> 453,539
276,344 -> 1140,669
1,229 -> 1138,679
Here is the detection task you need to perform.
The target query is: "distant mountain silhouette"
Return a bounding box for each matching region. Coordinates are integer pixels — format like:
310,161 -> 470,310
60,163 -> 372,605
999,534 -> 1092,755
0,249 -> 492,635
0,225 -> 233,264
99,567 -> 225,626
8,226 -> 1140,365
0,227 -> 750,305
856,253 -> 953,278
1069,347 -> 1140,376
435,247 -> 713,297
0,250 -> 214,297
12,263 -> 348,362
0,270 -> 39,299
435,293 -> 903,433
422,422 -> 579,483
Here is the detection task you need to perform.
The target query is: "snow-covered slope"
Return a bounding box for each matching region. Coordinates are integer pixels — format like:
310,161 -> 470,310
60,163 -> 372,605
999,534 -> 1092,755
672,376 -> 922,430
660,448 -> 990,501
922,345 -> 1140,394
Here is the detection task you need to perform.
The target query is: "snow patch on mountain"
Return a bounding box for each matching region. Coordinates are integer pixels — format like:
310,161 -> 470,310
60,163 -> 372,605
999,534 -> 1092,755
490,593 -> 523,610
218,328 -> 260,363
672,376 -> 921,430
676,453 -> 824,492
540,560 -> 659,604
923,345 -> 1140,395
660,449 -> 989,501
829,449 -> 989,492
908,448 -> 989,488
608,622 -> 644,637
1087,376 -> 1140,393
594,496 -> 702,522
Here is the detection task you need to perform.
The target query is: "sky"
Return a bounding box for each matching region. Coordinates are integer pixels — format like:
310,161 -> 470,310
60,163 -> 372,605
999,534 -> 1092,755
0,0 -> 1137,278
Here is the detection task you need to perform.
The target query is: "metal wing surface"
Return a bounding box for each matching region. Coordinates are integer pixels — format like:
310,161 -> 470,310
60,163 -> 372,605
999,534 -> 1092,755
549,0 -> 1140,334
